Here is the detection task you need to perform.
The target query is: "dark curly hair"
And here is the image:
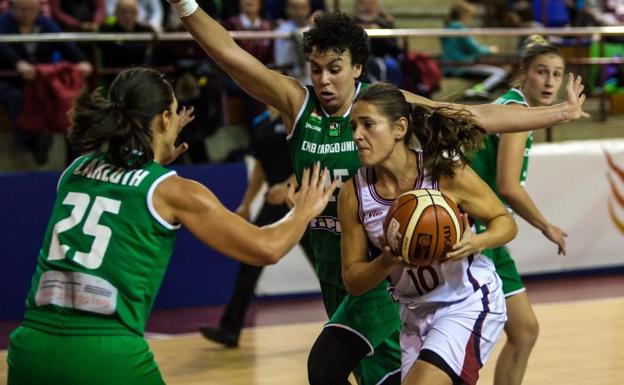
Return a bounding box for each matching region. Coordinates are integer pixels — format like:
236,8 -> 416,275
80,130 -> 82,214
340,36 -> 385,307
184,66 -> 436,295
303,11 -> 370,69
355,83 -> 485,180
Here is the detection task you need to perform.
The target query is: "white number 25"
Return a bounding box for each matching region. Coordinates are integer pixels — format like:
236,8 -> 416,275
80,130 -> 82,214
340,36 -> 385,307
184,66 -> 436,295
47,192 -> 121,269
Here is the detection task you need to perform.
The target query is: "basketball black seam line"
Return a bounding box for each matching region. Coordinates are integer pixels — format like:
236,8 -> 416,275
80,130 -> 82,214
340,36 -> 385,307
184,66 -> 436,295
427,189 -> 441,261
404,202 -> 418,261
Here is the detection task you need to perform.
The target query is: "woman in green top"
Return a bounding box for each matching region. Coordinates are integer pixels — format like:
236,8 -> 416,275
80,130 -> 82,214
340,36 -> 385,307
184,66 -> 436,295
167,1 -> 587,384
7,67 -> 337,385
471,35 -> 568,385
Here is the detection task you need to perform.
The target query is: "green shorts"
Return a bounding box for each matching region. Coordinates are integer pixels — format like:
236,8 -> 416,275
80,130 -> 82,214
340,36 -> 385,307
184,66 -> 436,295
483,246 -> 525,297
319,279 -> 349,318
325,280 -> 402,385
7,326 -> 165,385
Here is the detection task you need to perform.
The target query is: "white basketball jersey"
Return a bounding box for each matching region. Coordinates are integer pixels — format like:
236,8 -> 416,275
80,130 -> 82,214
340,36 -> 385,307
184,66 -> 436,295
352,151 -> 498,305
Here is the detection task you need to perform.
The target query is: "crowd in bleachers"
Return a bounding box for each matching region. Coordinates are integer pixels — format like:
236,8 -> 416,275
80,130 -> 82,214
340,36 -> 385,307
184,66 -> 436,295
0,0 -> 622,167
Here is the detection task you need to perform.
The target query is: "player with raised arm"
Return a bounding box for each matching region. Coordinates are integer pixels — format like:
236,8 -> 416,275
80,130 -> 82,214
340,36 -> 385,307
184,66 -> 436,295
167,2 -> 587,383
471,35 -> 569,385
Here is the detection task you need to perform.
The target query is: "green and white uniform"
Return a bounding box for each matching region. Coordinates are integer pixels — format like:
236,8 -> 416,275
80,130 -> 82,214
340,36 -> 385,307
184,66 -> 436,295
288,83 -> 401,384
471,88 -> 532,297
8,153 -> 179,385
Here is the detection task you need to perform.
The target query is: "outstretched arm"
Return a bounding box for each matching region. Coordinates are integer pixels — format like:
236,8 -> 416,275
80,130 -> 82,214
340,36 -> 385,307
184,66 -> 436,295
155,163 -> 337,266
497,132 -> 567,255
403,73 -> 589,133
168,0 -> 305,130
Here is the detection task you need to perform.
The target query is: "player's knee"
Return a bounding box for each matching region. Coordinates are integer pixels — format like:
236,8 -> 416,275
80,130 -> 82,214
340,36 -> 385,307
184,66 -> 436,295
307,327 -> 368,385
307,348 -> 349,385
506,316 -> 539,350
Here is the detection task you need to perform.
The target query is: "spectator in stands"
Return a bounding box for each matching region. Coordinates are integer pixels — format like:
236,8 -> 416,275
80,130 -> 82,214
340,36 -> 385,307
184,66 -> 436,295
100,0 -> 153,70
353,0 -> 403,86
224,0 -> 274,64
274,0 -> 311,84
531,0 -> 571,27
223,0 -> 275,158
106,0 -> 163,31
0,0 -> 50,15
49,0 -> 105,32
354,0 -> 393,28
441,0 -> 509,99
0,0 -> 92,164
265,0 -> 325,21
579,0 -> 624,26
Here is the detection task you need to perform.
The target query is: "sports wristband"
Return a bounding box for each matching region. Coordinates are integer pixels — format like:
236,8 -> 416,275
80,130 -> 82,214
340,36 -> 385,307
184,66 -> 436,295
169,0 -> 198,18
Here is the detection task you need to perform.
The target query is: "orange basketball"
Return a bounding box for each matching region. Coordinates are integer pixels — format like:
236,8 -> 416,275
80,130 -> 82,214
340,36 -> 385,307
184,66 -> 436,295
383,189 -> 464,265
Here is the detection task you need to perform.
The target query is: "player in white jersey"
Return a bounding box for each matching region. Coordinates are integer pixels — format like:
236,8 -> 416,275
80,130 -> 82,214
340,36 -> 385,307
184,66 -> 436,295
339,83 -> 518,385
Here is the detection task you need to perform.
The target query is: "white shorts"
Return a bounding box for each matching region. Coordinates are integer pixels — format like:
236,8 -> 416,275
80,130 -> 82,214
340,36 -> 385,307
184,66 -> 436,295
399,278 -> 506,385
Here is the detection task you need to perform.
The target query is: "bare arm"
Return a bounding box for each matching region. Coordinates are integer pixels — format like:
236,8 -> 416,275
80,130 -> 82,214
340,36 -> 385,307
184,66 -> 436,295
339,181 -> 402,296
441,164 -> 517,259
497,132 -> 567,254
236,159 -> 267,220
154,164 -> 337,266
173,4 -> 304,130
403,73 -> 589,133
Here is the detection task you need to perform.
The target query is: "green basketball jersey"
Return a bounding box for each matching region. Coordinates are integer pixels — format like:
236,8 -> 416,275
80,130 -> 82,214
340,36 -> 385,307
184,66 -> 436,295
22,153 -> 178,336
471,88 -> 533,232
288,83 -> 368,288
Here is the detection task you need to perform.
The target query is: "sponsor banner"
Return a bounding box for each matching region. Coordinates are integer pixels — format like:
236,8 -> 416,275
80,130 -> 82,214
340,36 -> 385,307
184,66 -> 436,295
509,139 -> 624,274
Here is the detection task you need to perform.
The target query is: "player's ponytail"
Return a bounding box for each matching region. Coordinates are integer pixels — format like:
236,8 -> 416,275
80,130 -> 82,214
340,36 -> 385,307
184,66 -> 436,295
410,104 -> 485,180
68,68 -> 174,169
354,83 -> 485,180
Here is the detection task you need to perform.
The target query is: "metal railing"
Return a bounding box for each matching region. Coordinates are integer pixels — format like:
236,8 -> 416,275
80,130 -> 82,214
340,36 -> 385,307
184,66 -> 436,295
1,26 -> 623,123
1,25 -> 623,42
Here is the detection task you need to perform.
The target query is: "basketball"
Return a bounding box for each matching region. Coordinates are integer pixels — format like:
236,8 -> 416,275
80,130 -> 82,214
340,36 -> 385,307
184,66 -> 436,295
383,189 -> 464,265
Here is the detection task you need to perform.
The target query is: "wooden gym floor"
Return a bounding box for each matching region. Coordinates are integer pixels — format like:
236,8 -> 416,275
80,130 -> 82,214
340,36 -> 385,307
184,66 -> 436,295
1,273 -> 623,384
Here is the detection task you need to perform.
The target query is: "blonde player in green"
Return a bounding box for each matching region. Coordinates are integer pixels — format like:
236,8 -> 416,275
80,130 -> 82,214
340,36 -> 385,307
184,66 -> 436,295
6,67 -> 337,385
166,1 -> 587,383
471,36 -> 568,385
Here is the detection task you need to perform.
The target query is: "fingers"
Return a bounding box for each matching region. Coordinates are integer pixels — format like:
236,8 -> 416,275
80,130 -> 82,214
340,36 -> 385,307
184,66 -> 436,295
377,235 -> 387,248
286,182 -> 296,208
311,161 -> 321,189
574,73 -> 583,89
462,213 -> 470,233
558,236 -> 567,256
565,72 -> 573,92
324,175 -> 339,201
445,245 -> 469,261
300,166 -> 311,193
451,238 -> 466,251
171,142 -> 188,160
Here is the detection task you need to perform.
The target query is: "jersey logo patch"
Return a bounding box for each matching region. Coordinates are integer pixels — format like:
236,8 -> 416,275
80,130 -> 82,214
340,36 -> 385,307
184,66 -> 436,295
310,215 -> 341,234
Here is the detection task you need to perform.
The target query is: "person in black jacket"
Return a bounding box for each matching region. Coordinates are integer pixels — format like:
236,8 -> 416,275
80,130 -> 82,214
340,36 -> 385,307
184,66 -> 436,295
200,107 -> 315,348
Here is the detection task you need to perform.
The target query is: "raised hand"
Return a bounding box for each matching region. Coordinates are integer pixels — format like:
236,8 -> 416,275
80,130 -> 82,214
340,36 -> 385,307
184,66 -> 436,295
288,162 -> 338,220
564,73 -> 590,121
161,106 -> 194,165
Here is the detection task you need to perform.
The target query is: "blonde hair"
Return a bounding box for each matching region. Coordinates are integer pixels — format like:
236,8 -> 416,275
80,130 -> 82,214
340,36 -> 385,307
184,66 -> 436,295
448,0 -> 476,23
511,34 -> 563,88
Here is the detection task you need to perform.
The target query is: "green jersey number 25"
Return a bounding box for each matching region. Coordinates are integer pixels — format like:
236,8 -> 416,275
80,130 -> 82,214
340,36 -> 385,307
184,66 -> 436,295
48,192 -> 121,269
